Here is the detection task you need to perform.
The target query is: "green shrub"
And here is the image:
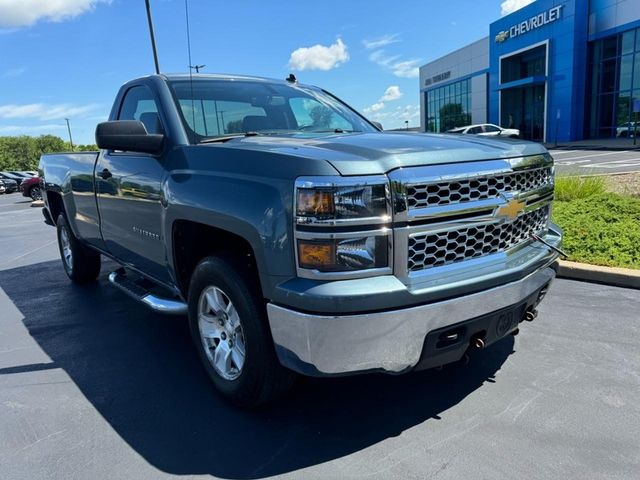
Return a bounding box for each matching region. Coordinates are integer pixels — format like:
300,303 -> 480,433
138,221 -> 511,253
554,175 -> 606,201
552,193 -> 640,269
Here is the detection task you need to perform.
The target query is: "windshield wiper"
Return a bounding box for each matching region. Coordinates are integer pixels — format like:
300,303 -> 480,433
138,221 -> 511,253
305,128 -> 359,134
199,132 -> 260,144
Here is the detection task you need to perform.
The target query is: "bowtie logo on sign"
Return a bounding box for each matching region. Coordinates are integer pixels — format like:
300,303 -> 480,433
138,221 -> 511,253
495,5 -> 563,43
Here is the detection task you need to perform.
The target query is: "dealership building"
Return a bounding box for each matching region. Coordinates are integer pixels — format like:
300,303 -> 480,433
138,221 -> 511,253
419,0 -> 640,142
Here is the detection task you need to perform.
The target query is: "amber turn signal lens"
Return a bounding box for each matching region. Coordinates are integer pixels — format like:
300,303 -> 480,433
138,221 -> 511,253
298,241 -> 335,269
296,189 -> 334,216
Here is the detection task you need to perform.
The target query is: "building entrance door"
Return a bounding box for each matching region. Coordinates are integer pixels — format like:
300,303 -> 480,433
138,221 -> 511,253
501,84 -> 546,141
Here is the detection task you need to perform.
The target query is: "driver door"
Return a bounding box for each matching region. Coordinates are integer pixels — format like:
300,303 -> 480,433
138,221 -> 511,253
95,85 -> 170,283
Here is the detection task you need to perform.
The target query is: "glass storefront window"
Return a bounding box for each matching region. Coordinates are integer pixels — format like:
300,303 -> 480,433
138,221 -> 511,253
425,78 -> 471,133
622,30 -> 635,55
500,44 -> 546,84
599,94 -> 614,129
620,55 -> 633,91
601,59 -> 617,92
617,93 -> 631,126
588,30 -> 640,138
602,36 -> 619,59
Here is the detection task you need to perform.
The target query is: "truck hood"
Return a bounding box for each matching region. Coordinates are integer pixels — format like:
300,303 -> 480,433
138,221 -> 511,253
215,131 -> 548,175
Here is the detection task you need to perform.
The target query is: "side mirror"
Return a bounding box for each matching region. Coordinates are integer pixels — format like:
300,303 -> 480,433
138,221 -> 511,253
96,120 -> 164,154
371,121 -> 383,131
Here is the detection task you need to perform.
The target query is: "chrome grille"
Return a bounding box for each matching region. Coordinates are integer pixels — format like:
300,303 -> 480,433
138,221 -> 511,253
407,205 -> 550,272
406,167 -> 553,209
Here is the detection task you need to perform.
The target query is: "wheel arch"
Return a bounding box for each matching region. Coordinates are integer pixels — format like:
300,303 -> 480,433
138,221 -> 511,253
171,219 -> 266,300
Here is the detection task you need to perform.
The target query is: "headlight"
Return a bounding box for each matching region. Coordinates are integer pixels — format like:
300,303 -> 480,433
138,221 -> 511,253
295,176 -> 390,225
294,176 -> 392,280
297,233 -> 389,272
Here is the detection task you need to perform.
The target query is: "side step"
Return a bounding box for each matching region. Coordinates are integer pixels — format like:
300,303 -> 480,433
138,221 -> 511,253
108,269 -> 187,316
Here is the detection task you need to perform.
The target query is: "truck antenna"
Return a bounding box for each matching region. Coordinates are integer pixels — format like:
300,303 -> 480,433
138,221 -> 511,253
144,0 -> 161,74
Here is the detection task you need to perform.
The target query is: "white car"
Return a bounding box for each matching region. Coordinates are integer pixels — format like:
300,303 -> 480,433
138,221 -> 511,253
447,124 -> 520,138
616,122 -> 639,137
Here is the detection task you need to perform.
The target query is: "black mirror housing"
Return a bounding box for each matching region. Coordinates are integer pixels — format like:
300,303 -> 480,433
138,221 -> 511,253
95,120 -> 164,154
371,121 -> 383,131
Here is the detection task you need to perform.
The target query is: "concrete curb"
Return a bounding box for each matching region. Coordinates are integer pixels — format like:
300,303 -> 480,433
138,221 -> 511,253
558,260 -> 640,290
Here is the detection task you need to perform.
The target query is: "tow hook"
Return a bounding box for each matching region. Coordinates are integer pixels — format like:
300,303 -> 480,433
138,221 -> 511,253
472,336 -> 485,349
524,309 -> 538,322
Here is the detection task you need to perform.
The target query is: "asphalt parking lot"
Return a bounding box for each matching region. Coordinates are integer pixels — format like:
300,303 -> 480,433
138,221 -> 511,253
0,193 -> 639,479
550,147 -> 640,175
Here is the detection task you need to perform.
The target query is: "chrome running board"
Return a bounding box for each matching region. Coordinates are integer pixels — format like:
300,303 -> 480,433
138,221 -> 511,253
108,269 -> 187,316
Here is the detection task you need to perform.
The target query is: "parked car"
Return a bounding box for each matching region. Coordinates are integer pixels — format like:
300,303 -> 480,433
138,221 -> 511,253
21,176 -> 42,200
0,180 -> 5,194
0,171 -> 26,188
0,176 -> 18,193
447,123 -> 520,138
616,122 -> 639,137
8,171 -> 33,178
39,73 -> 562,407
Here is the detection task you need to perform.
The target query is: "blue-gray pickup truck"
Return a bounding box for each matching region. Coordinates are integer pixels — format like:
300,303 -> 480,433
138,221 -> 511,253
39,73 -> 562,406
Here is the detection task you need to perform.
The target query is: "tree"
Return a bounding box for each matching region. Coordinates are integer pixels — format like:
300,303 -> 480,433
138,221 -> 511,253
309,105 -> 333,129
0,135 -> 98,170
226,120 -> 244,133
438,103 -> 471,132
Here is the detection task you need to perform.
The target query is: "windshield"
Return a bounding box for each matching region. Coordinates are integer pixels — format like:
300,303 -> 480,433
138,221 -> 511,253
168,79 -> 376,142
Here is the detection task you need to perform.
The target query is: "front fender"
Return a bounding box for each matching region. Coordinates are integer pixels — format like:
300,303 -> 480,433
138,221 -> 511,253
164,171 -> 293,295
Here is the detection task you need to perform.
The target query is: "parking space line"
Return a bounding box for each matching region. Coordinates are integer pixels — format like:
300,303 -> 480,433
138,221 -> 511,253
556,151 -> 629,161
580,158 -> 640,168
549,150 -> 580,155
555,159 -> 592,165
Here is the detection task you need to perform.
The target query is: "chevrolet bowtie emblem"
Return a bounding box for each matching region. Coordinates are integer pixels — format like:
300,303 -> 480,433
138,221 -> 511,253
496,198 -> 525,221
495,31 -> 509,43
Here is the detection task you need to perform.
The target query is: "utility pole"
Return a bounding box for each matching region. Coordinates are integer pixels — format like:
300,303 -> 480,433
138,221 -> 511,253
189,64 -> 205,73
145,0 -> 160,74
65,118 -> 74,151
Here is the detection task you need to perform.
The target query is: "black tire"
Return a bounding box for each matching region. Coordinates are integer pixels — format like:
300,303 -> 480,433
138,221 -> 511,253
188,256 -> 296,407
29,186 -> 42,201
56,214 -> 101,284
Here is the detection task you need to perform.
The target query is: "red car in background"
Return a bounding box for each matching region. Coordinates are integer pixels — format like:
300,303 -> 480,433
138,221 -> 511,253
21,176 -> 42,200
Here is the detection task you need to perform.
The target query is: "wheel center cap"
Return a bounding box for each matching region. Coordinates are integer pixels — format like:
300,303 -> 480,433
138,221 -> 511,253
221,332 -> 227,340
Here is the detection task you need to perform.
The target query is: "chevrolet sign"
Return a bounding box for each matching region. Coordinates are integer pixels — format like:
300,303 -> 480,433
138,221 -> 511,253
495,5 -> 563,43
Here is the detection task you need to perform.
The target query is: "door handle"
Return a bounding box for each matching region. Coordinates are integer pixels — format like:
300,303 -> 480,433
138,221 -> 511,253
98,168 -> 112,180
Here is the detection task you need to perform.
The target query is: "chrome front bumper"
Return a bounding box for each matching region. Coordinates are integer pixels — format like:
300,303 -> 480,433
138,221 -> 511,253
267,265 -> 556,376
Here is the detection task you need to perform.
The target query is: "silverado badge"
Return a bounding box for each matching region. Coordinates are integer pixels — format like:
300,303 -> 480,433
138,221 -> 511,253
496,198 -> 525,221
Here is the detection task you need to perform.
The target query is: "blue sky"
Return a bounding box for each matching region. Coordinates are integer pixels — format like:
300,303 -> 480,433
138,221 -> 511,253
0,0 -> 532,144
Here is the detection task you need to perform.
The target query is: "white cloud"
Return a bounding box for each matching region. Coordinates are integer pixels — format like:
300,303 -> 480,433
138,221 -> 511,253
363,102 -> 385,114
380,85 -> 402,102
0,103 -> 99,120
369,50 -> 421,78
0,0 -> 109,28
1,67 -> 25,78
288,38 -> 349,71
501,0 -> 535,16
365,104 -> 420,129
362,34 -> 400,50
363,86 -> 404,116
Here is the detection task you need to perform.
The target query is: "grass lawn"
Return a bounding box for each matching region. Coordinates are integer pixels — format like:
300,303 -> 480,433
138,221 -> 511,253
552,176 -> 640,269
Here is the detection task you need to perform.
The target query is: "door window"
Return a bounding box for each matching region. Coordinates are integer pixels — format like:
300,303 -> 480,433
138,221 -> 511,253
118,86 -> 163,134
483,125 -> 501,133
